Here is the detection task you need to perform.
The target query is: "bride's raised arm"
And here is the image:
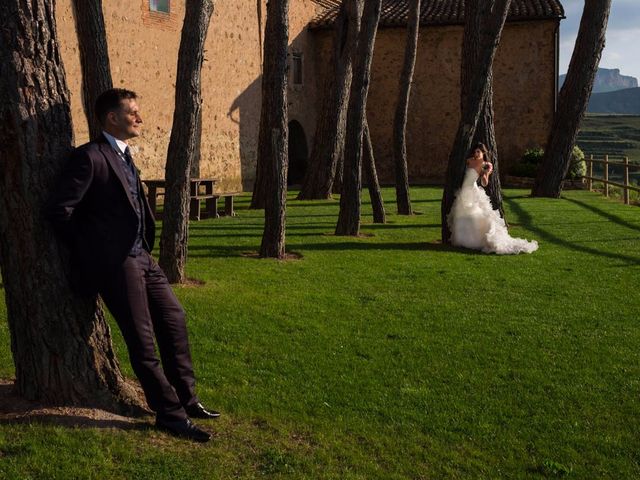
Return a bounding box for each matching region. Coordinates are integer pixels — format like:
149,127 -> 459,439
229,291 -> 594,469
480,161 -> 493,186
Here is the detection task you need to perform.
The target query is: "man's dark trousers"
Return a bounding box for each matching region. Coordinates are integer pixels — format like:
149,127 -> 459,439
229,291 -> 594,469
99,246 -> 196,422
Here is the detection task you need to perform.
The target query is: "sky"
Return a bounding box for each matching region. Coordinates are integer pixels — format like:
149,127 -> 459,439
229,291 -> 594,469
559,0 -> 640,80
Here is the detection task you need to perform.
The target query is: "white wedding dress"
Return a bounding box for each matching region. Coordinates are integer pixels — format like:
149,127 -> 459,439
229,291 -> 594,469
448,168 -> 538,254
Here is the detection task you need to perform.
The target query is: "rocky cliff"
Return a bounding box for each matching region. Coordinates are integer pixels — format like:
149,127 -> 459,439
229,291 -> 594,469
559,68 -> 638,93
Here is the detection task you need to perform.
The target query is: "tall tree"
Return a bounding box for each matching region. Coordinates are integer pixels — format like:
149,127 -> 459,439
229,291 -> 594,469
257,0 -> 290,258
335,0 -> 382,236
463,0 -> 505,219
474,83 -> 506,219
297,0 -> 363,200
440,0 -> 512,243
392,0 -> 421,215
532,0 -> 612,198
0,0 -> 142,412
363,119 -> 385,223
159,0 -> 215,284
71,0 -> 113,141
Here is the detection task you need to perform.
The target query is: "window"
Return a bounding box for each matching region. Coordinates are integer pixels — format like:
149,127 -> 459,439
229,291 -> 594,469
150,0 -> 170,13
292,53 -> 303,86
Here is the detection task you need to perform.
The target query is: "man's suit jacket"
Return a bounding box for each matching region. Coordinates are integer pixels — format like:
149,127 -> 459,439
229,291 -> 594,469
48,134 -> 155,294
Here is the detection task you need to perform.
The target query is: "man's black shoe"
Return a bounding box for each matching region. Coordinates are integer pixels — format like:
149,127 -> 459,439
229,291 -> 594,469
185,402 -> 221,419
155,417 -> 211,442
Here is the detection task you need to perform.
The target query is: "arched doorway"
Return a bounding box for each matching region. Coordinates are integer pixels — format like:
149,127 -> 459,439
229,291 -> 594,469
288,120 -> 308,186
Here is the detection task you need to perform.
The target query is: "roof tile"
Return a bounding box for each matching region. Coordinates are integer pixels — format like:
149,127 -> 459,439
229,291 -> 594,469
309,0 -> 565,29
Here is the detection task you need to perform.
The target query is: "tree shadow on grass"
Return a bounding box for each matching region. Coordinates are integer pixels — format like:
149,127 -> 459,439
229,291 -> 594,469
504,197 -> 640,265
188,223 -> 263,230
404,197 -> 442,204
364,222 -> 440,230
283,240 -> 471,254
0,381 -> 151,431
285,200 -> 339,208
187,223 -> 336,239
284,212 -> 340,218
186,239 -> 470,258
563,197 -> 640,233
187,244 -> 256,258
189,232 -> 331,240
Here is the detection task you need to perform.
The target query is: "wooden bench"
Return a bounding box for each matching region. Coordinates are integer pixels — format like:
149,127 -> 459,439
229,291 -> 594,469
142,178 -> 219,221
204,192 -> 242,218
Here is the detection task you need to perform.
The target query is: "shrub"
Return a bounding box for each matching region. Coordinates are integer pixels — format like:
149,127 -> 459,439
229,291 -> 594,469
567,145 -> 586,179
509,146 -> 586,179
521,147 -> 545,166
510,147 -> 545,178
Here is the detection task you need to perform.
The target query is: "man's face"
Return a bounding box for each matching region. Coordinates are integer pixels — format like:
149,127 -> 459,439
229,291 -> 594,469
107,99 -> 143,140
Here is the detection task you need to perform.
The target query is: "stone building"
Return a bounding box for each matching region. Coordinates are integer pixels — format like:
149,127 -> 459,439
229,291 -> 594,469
54,0 -> 564,191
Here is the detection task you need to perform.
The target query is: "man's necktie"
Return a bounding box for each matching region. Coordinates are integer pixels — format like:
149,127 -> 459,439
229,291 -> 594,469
123,146 -> 135,175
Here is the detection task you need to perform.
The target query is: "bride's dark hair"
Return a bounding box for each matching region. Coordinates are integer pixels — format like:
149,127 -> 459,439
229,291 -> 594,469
472,142 -> 490,162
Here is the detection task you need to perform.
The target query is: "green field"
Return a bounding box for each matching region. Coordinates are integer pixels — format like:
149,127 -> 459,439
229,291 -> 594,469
1,188 -> 639,478
577,114 -> 640,162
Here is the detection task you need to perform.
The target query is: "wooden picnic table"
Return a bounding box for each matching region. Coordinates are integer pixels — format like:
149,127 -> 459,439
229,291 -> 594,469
142,178 -> 241,220
142,178 -> 217,221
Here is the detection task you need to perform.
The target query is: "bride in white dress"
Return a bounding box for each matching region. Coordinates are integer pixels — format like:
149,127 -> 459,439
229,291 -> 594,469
448,143 -> 538,254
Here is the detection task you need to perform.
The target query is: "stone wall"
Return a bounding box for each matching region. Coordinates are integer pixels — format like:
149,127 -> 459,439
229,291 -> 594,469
312,19 -> 558,183
55,0 -> 322,192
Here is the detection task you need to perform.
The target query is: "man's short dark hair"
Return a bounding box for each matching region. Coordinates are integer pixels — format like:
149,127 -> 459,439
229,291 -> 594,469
95,88 -> 137,126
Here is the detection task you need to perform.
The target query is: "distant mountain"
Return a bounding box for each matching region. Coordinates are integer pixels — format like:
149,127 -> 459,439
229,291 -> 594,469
559,68 -> 638,93
587,87 -> 640,114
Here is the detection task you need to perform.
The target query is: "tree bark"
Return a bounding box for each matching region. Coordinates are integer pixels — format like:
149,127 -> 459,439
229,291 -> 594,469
474,82 -> 506,219
297,0 -> 363,200
0,0 -> 143,413
333,154 -> 344,195
440,0 -> 512,243
392,0 -> 420,215
532,0 -> 612,198
335,0 -> 381,236
258,0 -> 289,258
251,117 -> 268,208
363,119 -> 385,224
460,0 -> 504,216
71,0 -> 113,141
159,0 -> 215,284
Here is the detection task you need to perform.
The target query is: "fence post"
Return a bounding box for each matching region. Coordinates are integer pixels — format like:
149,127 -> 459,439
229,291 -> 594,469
588,155 -> 593,191
624,156 -> 630,205
604,154 -> 609,197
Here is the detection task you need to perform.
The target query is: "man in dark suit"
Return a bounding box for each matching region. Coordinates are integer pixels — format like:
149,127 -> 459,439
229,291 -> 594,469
48,88 -> 218,442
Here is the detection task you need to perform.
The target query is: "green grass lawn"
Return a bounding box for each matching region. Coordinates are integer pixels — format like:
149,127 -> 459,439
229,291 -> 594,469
1,187 -> 639,479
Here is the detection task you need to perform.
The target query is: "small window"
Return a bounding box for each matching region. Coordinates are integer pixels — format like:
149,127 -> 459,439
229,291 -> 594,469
292,53 -> 303,86
150,0 -> 170,13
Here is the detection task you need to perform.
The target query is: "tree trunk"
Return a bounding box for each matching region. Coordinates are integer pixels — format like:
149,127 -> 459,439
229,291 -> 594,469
297,0 -> 363,200
363,119 -> 385,224
333,154 -> 344,195
532,0 -> 611,198
258,0 -> 289,258
159,0 -> 215,284
335,0 -> 382,236
71,0 -> 113,141
392,0 -> 420,215
463,1 -> 505,219
440,0 -> 512,243
0,0 -> 143,413
250,115 -> 268,208
474,82 -> 506,219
